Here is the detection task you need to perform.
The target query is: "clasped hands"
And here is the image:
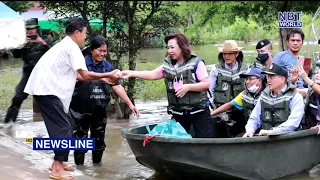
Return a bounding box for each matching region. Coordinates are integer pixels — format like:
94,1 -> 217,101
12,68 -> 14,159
102,70 -> 134,85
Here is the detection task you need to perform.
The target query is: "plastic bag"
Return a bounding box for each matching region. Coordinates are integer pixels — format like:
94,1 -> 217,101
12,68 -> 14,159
146,119 -> 192,138
143,119 -> 192,146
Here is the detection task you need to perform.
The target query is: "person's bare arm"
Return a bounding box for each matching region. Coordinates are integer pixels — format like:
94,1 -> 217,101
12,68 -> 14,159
297,66 -> 320,94
186,78 -> 209,92
210,102 -> 233,116
77,69 -> 120,82
122,69 -> 163,80
175,78 -> 209,98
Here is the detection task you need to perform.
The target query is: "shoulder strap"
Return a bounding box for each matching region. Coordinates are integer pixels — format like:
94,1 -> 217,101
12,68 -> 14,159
192,57 -> 214,108
192,57 -> 204,83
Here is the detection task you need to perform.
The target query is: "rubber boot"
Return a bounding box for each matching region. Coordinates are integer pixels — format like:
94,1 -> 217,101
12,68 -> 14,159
4,106 -> 19,123
92,150 -> 103,164
74,151 -> 85,165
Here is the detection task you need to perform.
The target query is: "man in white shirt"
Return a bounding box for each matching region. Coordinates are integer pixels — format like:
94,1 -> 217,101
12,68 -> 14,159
24,17 -> 122,180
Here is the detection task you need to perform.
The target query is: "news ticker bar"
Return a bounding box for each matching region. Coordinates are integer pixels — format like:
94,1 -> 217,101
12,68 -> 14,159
23,138 -> 96,150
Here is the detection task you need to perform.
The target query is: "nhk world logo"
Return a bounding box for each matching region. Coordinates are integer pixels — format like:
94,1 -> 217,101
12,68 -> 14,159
278,12 -> 302,28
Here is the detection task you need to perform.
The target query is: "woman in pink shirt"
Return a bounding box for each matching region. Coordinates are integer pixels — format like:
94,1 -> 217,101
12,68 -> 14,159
122,33 -> 214,138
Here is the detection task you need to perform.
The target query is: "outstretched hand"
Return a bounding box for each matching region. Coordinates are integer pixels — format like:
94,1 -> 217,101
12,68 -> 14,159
121,70 -> 133,79
129,105 -> 140,117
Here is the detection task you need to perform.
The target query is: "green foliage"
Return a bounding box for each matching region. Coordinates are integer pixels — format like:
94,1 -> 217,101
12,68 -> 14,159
3,1 -> 33,13
134,78 -> 166,101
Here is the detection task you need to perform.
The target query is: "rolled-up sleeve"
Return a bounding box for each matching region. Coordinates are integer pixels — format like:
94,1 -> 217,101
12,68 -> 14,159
245,97 -> 262,133
271,93 -> 305,133
209,65 -> 218,101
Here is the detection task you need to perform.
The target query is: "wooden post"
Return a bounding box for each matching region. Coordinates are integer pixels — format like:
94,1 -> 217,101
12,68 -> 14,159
32,97 -> 41,113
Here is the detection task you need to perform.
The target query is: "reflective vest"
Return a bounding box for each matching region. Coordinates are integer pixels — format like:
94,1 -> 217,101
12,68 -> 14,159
242,90 -> 261,121
260,84 -> 296,130
163,53 -> 208,114
213,63 -> 248,108
250,61 -> 264,69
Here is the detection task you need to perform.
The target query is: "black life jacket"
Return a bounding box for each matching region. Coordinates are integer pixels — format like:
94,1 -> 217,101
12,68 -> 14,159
70,80 -> 111,113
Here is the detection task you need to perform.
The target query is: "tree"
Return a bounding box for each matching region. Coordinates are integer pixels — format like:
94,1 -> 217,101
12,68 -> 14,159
39,1 -> 180,119
118,1 -> 180,104
40,1 -> 101,40
3,1 -> 33,13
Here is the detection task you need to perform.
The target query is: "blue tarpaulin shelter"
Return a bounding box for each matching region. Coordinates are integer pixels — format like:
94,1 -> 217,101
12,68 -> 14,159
0,2 -> 26,50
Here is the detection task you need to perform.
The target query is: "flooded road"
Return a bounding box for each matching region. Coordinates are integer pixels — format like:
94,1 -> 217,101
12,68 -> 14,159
0,100 -> 172,180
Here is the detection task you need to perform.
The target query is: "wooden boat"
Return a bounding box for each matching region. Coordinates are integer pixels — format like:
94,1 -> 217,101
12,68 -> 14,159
121,124 -> 320,180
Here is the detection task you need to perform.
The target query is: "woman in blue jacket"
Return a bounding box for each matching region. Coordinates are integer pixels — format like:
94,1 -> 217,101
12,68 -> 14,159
70,36 -> 139,165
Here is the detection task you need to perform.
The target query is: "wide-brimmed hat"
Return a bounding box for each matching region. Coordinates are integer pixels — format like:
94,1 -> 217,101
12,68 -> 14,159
218,40 -> 244,53
25,18 -> 39,29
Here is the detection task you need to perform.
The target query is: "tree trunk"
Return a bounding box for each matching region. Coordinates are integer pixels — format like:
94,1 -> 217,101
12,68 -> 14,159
278,28 -> 294,51
102,1 -> 107,38
127,4 -> 137,105
278,0 -> 290,51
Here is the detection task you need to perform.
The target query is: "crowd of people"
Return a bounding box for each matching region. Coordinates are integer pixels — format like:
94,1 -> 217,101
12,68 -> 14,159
4,16 -> 320,180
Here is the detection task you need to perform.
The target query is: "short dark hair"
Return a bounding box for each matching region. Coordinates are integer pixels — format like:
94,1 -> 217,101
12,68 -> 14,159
65,17 -> 88,35
165,33 -> 191,60
286,29 -> 305,42
90,36 -> 107,50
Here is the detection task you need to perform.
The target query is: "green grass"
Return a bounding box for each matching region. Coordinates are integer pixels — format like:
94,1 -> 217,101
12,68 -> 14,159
0,61 -> 166,110
0,68 -> 33,110
121,61 -> 167,101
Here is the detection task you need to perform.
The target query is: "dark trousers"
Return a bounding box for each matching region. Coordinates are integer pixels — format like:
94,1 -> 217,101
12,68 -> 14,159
216,110 -> 246,138
72,108 -> 107,154
172,107 -> 215,138
5,72 -> 30,122
33,95 -> 73,162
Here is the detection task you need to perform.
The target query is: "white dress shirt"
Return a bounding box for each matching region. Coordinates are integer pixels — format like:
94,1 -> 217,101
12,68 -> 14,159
24,36 -> 88,113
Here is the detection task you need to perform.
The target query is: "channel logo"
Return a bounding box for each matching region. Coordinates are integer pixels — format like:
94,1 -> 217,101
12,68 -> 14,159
278,12 -> 302,28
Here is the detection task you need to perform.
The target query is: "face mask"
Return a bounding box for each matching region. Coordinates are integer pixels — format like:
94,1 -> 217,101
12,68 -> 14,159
247,83 -> 259,93
256,53 -> 269,64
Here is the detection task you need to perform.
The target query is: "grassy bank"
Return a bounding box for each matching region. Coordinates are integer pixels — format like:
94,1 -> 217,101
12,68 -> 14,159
125,62 -> 166,101
0,67 -> 33,110
0,61 -> 166,110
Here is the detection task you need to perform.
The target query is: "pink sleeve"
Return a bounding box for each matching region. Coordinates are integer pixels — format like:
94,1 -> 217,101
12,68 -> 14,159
195,60 -> 208,81
155,65 -> 164,77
